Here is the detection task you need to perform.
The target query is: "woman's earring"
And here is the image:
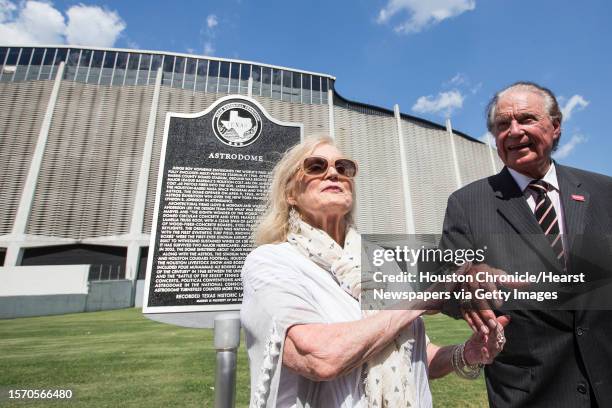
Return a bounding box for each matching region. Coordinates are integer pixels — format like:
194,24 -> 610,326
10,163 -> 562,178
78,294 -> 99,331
288,207 -> 301,233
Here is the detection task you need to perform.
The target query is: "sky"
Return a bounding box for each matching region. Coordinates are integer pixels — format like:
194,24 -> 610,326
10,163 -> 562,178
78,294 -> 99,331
1,0 -> 611,176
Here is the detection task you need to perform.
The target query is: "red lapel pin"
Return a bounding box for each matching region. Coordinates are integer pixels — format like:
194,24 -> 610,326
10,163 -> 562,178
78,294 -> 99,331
571,194 -> 585,202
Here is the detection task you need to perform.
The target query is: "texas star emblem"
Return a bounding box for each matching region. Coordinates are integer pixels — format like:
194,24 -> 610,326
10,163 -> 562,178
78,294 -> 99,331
212,101 -> 263,147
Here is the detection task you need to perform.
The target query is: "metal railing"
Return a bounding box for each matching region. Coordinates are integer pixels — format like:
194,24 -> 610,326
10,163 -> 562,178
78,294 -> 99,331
88,264 -> 125,281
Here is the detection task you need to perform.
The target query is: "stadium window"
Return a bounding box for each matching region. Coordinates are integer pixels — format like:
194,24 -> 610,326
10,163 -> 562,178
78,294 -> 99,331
112,52 -> 128,86
0,47 -> 8,82
251,65 -> 262,96
6,48 -> 20,65
75,49 -> 91,82
292,72 -> 301,103
124,53 -> 140,85
149,54 -> 163,84
261,66 -> 271,97
136,54 -> 150,85
10,47 -> 29,81
184,58 -> 196,90
218,61 -> 230,93
49,48 -> 66,79
195,59 -> 208,92
229,62 -> 239,93
281,70 -> 291,101
172,56 -> 185,88
17,47 -> 32,65
25,48 -> 44,81
23,48 -> 41,81
239,63 -> 250,94
10,48 -> 26,81
87,50 -> 103,84
99,51 -> 115,85
271,68 -> 281,100
321,77 -> 328,104
0,47 -> 7,66
64,49 -> 80,81
38,48 -> 53,80
55,48 -> 67,64
30,48 -> 44,65
162,55 -> 174,86
207,60 -> 219,93
302,73 -> 312,104
312,75 -> 321,104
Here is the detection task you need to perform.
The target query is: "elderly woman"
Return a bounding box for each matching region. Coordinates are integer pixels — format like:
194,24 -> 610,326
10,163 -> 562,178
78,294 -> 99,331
241,136 -> 508,407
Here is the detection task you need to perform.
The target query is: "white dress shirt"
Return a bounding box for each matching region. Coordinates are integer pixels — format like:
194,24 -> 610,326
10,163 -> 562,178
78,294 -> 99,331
508,162 -> 567,250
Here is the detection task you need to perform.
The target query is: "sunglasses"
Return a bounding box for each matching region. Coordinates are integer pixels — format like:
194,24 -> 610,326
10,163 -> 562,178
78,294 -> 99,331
300,156 -> 358,178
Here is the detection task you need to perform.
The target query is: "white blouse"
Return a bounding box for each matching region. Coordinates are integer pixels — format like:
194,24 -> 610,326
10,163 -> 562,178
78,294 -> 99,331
241,242 -> 432,408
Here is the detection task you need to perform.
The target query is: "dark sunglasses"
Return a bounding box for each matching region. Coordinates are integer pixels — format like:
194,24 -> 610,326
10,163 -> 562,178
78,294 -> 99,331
300,156 -> 358,178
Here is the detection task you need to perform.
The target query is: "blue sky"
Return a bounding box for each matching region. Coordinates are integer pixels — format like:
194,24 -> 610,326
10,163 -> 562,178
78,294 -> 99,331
2,0 -> 611,176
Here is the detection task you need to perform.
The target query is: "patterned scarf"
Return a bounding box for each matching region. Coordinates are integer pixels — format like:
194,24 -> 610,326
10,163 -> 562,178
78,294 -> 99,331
288,219 -> 415,407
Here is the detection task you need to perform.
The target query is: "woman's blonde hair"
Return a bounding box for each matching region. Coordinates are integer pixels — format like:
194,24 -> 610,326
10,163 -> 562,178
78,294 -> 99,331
253,135 -> 355,246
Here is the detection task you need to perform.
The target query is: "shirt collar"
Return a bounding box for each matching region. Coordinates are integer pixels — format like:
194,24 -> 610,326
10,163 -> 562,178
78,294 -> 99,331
508,162 -> 559,193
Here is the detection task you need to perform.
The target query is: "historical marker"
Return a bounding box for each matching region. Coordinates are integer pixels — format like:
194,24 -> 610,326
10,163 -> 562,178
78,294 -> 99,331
143,95 -> 302,314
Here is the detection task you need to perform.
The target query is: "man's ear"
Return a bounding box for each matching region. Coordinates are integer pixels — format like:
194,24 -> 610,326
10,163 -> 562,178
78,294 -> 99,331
552,118 -> 562,139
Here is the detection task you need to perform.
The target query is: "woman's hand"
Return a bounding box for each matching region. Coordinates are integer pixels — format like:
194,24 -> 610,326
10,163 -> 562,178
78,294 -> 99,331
463,315 -> 511,365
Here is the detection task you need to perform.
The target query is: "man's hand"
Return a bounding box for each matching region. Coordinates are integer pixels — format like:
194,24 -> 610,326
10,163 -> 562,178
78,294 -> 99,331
459,263 -> 528,334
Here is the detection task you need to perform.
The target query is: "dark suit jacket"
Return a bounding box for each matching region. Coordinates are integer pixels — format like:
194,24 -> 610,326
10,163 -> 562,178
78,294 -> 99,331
441,164 -> 612,407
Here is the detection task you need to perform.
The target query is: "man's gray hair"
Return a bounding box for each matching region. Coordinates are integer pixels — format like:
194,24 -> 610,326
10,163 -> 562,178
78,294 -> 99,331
485,81 -> 563,149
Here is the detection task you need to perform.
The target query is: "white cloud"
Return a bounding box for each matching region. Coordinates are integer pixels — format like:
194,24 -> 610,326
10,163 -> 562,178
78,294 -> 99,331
479,131 -> 496,147
412,89 -> 464,116
448,73 -> 466,86
0,1 -> 65,44
127,40 -> 140,49
204,41 -> 215,56
65,4 -> 125,47
377,0 -> 476,33
201,14 -> 218,55
0,0 -> 17,22
552,134 -> 586,160
206,14 -> 218,29
561,95 -> 589,121
0,1 -> 125,47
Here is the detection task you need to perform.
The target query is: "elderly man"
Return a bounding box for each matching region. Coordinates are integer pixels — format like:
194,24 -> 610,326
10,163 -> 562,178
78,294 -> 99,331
440,82 -> 612,407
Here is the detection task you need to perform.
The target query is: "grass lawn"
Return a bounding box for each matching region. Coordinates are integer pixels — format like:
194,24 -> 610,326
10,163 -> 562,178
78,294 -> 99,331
0,309 -> 487,407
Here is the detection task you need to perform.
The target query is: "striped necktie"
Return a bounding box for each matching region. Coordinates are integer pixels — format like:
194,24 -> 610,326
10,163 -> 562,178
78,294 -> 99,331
528,180 -> 565,264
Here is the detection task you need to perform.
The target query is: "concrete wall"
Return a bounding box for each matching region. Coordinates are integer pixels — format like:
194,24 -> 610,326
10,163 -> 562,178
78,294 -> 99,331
0,265 -> 89,296
85,280 -> 132,312
0,265 -> 133,318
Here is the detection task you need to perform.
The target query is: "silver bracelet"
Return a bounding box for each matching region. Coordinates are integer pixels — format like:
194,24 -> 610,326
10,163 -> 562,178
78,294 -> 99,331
451,342 -> 482,380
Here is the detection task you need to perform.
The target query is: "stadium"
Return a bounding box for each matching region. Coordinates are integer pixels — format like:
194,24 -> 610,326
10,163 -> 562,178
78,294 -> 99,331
0,45 -> 502,317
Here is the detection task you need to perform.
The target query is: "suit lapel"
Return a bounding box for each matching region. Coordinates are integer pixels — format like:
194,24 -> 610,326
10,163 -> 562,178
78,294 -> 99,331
556,164 -> 589,251
492,167 -> 563,271
492,167 -> 543,235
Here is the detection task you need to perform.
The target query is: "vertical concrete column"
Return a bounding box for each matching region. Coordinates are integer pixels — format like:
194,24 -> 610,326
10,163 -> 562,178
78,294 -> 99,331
486,134 -> 498,174
327,89 -> 335,140
445,118 -> 463,189
394,104 -> 416,235
125,67 -> 163,281
4,62 -> 65,266
247,76 -> 253,98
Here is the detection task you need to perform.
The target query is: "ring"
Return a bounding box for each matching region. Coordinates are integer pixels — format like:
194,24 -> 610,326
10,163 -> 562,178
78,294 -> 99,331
496,334 -> 505,343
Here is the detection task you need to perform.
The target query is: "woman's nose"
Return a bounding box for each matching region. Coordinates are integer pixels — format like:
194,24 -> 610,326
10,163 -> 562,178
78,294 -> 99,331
325,164 -> 339,178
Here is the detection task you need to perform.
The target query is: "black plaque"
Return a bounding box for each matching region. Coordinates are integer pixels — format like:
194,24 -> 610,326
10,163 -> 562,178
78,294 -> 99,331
143,96 -> 301,312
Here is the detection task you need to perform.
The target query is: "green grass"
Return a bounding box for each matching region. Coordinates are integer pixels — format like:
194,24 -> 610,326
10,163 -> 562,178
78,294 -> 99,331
0,309 -> 487,407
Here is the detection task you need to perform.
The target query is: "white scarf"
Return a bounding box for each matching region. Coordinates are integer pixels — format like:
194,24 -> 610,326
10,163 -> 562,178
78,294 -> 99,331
288,220 -> 415,407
